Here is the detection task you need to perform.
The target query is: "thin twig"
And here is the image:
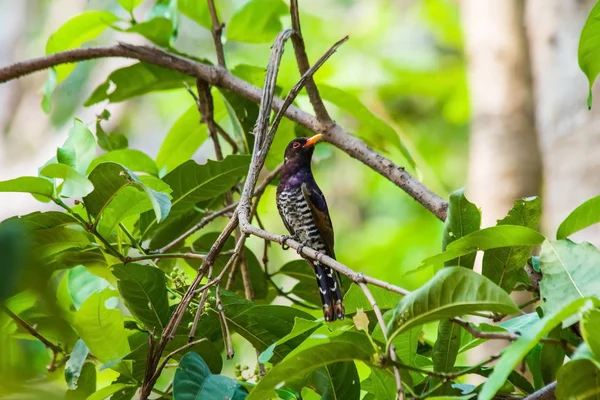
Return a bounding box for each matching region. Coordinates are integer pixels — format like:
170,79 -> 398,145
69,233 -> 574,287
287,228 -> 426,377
289,0 -> 331,123
215,123 -> 239,154
125,252 -> 209,263
1,304 -> 63,371
215,287 -> 235,359
0,43 -> 448,220
197,79 -> 224,161
359,282 -> 403,400
151,338 -> 208,383
206,0 -> 226,68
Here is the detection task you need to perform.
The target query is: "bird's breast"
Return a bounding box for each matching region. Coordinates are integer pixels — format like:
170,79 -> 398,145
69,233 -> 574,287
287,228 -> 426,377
277,186 -> 326,251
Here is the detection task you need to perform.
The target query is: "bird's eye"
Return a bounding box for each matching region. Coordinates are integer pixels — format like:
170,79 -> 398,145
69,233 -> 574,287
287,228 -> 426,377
292,142 -> 301,149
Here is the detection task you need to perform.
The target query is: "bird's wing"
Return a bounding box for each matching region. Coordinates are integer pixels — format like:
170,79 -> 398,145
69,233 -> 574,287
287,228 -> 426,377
301,182 -> 335,258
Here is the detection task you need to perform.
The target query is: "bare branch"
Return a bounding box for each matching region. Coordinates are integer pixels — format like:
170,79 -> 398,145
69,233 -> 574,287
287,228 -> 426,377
2,304 -> 62,371
0,43 -> 448,220
358,283 -> 403,400
206,0 -> 226,68
151,338 -> 208,383
215,122 -> 239,154
523,382 -> 556,400
196,79 -> 224,161
289,0 -> 332,123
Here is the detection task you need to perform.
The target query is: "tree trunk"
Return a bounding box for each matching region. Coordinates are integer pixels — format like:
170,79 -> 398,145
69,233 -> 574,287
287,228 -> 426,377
526,0 -> 600,246
460,0 -> 542,369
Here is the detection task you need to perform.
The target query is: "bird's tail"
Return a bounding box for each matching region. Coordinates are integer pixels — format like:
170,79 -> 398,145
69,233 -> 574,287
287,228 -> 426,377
313,262 -> 345,322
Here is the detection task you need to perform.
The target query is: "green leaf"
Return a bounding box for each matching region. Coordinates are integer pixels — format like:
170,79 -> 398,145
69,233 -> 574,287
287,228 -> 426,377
30,226 -> 93,259
247,331 -> 370,400
88,149 -> 158,176
68,265 -> 110,309
141,155 -> 250,234
85,162 -> 171,223
539,240 -> 600,327
73,288 -> 131,368
478,297 -> 599,400
46,11 -> 119,82
482,197 -> 541,292
582,308 -> 600,359
0,176 -> 54,199
95,186 -> 153,237
85,63 -> 194,106
442,189 -> 481,269
361,368 -> 397,400
432,320 -> 460,373
557,359 -> 600,400
178,0 -> 211,29
86,384 -> 135,400
421,225 -> 545,267
227,0 -> 288,43
118,0 -> 143,12
218,289 -> 316,362
258,317 -> 322,363
309,362 -> 361,400
65,362 -> 96,400
127,17 -> 173,47
156,105 -> 208,175
40,163 -> 94,198
343,283 -> 403,314
64,339 -> 89,390
41,68 -> 57,113
556,194 -> 600,239
578,0 -> 600,108
113,263 -> 170,331
96,124 -> 128,151
174,353 -> 248,400
57,120 -> 97,175
539,325 -> 564,385
387,267 -> 518,340
318,84 -> 416,168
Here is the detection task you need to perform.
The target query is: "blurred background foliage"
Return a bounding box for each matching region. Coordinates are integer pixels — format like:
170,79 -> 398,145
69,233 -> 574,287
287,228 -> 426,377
0,0 -> 469,397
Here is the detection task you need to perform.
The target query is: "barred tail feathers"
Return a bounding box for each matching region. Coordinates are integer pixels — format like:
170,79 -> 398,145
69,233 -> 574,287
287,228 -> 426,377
313,261 -> 345,322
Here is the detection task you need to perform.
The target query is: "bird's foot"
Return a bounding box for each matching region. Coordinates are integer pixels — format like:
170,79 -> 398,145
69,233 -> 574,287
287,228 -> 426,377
280,235 -> 294,250
296,241 -> 311,256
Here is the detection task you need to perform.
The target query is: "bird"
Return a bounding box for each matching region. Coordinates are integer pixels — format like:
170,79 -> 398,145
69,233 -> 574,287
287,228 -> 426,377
276,134 -> 345,322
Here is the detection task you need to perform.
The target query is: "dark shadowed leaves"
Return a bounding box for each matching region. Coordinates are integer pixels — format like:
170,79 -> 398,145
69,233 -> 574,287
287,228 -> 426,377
113,263 -> 170,331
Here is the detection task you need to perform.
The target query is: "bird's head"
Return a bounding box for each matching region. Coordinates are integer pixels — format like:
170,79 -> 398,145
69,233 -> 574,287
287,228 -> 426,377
283,134 -> 323,168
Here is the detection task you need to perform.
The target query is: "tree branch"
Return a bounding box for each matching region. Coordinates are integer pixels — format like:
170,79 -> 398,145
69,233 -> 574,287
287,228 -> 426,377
206,0 -> 226,68
289,0 -> 332,123
0,43 -> 447,220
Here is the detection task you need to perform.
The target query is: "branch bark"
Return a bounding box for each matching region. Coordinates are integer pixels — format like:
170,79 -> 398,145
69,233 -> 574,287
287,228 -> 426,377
0,43 -> 447,220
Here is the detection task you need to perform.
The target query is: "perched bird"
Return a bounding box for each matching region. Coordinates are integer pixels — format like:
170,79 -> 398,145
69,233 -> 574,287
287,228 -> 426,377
276,134 -> 345,322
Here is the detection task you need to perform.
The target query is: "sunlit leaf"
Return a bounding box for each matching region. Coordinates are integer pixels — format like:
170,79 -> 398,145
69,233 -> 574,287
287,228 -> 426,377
174,353 -> 248,400
65,362 -> 96,400
421,225 -> 545,267
127,17 -> 173,47
432,320 -> 460,373
113,263 -> 170,331
46,11 -> 119,82
318,84 -> 416,168
88,149 -> 158,176
483,197 -> 541,292
361,368 -> 396,400
73,288 -> 131,369
68,265 -> 110,309
85,63 -> 193,106
442,189 -> 480,269
556,194 -> 600,240
156,105 -> 208,175
118,0 -> 143,12
478,297 -> 599,400
0,176 -> 54,199
343,283 -> 403,314
178,0 -> 211,29
30,225 -> 93,259
387,267 -> 518,340
557,359 -> 600,400
40,163 -> 94,198
582,308 -> 600,359
578,0 -> 600,108
227,0 -> 288,44
57,120 -> 97,175
539,240 -> 600,327
85,384 -> 135,400
258,317 -> 321,363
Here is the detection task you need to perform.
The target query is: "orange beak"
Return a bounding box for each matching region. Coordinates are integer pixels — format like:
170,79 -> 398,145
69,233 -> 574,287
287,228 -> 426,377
304,134 -> 323,147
